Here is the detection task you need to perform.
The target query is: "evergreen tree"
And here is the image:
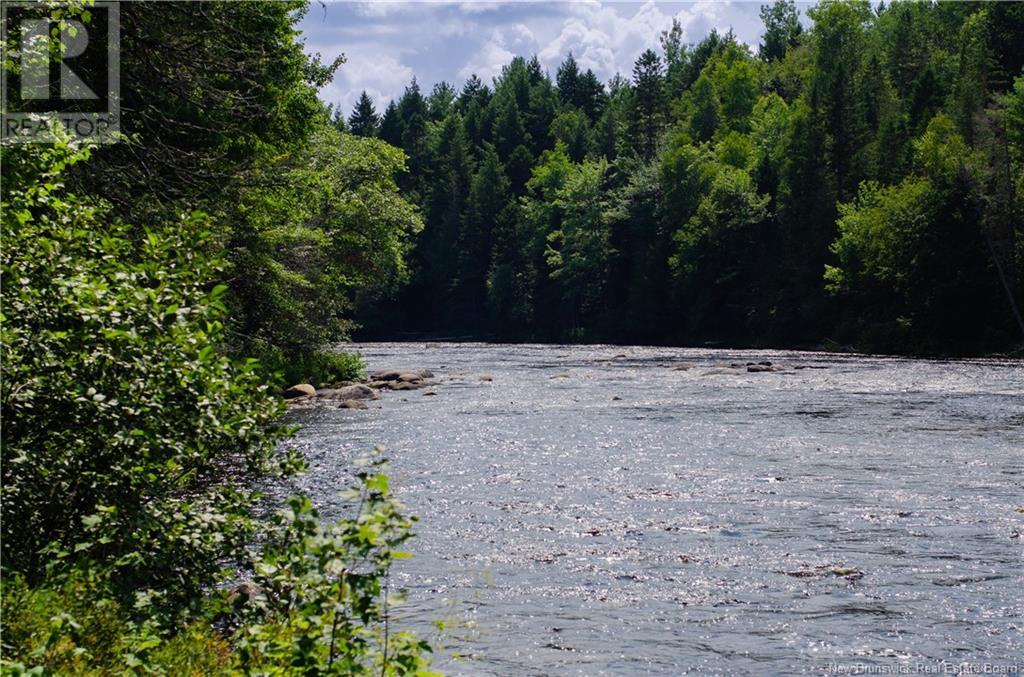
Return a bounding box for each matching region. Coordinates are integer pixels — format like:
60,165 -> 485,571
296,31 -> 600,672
556,54 -> 582,108
454,146 -> 511,328
378,101 -> 403,147
329,103 -> 348,132
352,5 -> 1024,353
493,94 -> 529,160
348,91 -> 380,137
397,79 -> 431,198
630,49 -> 666,159
577,69 -> 608,121
421,112 -> 474,324
759,0 -> 803,63
428,81 -> 457,121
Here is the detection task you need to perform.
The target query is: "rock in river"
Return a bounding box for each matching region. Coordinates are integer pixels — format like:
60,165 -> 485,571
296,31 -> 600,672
702,367 -> 740,376
283,383 -> 316,399
370,369 -> 403,381
370,368 -> 434,381
317,384 -> 376,400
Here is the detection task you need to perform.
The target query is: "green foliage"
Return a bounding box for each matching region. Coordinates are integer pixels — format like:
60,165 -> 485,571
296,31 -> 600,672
2,459 -> 435,676
227,124 -> 422,359
913,112 -> 977,182
256,346 -> 366,388
1005,74 -> 1024,166
349,91 -> 381,137
827,113 -> 1011,350
364,1 -> 1023,352
827,177 -> 935,297
707,43 -> 761,134
235,451 -> 436,675
630,49 -> 667,159
1,141 -> 287,610
1,573 -> 233,675
544,159 -> 617,322
759,0 -> 803,63
2,3 -> 437,674
72,1 -> 339,221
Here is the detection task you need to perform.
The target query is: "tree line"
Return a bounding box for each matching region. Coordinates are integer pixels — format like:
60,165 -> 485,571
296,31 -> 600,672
345,0 -> 1024,354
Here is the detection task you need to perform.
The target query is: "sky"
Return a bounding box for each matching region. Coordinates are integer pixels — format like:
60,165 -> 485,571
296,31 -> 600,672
296,1 -> 786,117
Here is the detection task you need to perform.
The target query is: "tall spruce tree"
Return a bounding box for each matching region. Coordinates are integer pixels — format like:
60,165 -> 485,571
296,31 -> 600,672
556,54 -> 582,108
630,49 -> 666,159
348,91 -> 380,137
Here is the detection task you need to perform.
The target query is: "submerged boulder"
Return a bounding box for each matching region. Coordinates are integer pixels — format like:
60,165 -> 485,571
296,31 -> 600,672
702,367 -> 740,376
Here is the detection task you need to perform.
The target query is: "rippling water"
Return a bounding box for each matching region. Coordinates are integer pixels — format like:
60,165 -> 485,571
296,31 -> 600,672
279,343 -> 1023,675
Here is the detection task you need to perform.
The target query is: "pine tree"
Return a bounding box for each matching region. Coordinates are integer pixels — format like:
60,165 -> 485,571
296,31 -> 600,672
421,113 -> 474,322
493,94 -> 528,160
428,81 -> 457,121
577,69 -> 608,122
556,54 -> 581,108
630,49 -> 666,159
348,91 -> 379,137
454,145 -> 511,328
398,79 -> 430,198
378,101 -> 402,147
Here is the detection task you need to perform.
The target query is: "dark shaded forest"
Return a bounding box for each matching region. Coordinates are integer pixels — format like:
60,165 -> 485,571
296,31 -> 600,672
342,0 -> 1024,355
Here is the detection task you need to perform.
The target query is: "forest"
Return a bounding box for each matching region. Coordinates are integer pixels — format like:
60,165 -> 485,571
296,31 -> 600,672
1,0 -> 1023,673
344,1 -> 1024,355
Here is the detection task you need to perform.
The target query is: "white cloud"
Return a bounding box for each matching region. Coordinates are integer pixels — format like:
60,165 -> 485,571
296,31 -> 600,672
458,23 -> 537,83
324,51 -> 415,117
459,38 -> 517,83
299,1 -> 772,111
352,2 -> 418,18
459,1 -> 504,13
536,1 -> 673,80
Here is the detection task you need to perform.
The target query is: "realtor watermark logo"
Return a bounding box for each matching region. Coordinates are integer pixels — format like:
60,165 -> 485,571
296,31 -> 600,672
1,1 -> 119,143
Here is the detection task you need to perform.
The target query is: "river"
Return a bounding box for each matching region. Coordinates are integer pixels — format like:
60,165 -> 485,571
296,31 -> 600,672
281,343 -> 1023,675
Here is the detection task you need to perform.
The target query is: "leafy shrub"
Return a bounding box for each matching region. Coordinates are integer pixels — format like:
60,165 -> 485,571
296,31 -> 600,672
0,573 -> 232,675
234,450 -> 437,675
1,456 -> 436,676
1,141 -> 292,614
255,344 -> 366,387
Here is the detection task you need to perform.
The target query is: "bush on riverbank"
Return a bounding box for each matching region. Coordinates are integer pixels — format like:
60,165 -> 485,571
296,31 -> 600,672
256,344 -> 367,389
1,454 -> 434,676
1,139 -> 433,675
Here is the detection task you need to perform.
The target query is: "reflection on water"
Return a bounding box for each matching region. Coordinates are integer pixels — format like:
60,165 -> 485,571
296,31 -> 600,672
274,343 -> 1024,675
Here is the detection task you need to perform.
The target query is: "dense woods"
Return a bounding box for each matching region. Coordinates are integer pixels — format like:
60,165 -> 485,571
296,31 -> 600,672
352,1 -> 1024,355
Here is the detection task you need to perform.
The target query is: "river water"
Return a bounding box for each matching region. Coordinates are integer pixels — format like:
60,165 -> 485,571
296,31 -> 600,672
282,343 -> 1023,675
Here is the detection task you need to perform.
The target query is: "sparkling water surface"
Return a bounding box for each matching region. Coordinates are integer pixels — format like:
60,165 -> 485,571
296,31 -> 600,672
276,343 -> 1023,675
